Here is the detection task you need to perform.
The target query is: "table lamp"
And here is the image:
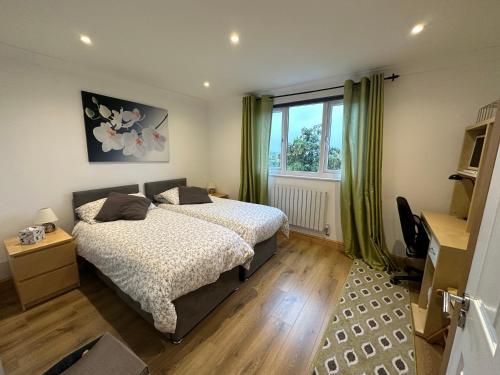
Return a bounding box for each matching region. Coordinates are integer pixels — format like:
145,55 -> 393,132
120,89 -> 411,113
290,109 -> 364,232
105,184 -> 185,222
207,181 -> 216,194
34,207 -> 58,233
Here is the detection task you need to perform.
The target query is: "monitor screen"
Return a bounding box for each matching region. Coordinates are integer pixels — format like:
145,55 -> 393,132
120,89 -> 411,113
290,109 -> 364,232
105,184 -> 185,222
469,135 -> 485,169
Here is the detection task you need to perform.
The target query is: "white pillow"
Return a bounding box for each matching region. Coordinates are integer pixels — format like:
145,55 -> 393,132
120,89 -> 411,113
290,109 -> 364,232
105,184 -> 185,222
155,187 -> 180,205
75,192 -> 155,224
75,198 -> 107,224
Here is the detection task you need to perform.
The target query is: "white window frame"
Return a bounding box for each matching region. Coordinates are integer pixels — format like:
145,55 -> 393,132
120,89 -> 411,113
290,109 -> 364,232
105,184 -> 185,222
269,108 -> 285,174
269,98 -> 343,181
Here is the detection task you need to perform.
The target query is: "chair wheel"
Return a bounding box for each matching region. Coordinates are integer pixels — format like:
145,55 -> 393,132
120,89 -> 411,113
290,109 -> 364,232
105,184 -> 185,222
390,278 -> 400,285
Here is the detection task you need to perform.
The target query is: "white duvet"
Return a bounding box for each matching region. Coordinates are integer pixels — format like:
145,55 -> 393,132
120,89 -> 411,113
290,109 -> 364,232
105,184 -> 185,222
158,197 -> 289,247
73,209 -> 254,333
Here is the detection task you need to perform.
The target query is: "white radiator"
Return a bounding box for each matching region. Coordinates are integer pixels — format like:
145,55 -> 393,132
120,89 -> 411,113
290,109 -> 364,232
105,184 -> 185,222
269,184 -> 327,232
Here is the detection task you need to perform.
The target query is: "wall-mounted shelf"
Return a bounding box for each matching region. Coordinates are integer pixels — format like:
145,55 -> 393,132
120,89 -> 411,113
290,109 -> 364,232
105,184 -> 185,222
449,111 -> 498,231
465,117 -> 495,132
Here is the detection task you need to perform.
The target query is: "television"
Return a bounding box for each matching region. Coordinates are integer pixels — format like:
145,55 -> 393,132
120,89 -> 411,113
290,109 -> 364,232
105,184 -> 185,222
468,135 -> 485,170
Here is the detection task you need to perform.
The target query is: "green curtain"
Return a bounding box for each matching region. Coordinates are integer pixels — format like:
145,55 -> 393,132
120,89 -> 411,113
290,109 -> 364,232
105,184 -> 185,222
239,95 -> 273,204
341,74 -> 396,270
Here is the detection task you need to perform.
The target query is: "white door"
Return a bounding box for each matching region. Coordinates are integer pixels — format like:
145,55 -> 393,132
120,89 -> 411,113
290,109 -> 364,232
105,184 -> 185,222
447,147 -> 500,375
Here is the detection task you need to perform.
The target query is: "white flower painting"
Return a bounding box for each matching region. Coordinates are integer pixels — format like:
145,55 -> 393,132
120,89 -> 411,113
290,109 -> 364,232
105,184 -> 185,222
81,91 -> 169,162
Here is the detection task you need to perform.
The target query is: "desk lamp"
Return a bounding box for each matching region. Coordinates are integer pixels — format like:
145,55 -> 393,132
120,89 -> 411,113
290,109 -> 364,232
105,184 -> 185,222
448,174 -> 475,186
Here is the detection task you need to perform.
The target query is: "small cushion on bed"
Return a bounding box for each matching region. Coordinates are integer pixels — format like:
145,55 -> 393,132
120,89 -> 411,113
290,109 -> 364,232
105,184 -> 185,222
178,186 -> 213,205
94,192 -> 151,222
155,187 -> 180,205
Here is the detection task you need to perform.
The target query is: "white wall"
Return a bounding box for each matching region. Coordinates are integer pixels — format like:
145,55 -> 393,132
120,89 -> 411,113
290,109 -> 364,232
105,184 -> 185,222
208,58 -> 500,253
208,96 -> 243,199
0,51 -> 210,279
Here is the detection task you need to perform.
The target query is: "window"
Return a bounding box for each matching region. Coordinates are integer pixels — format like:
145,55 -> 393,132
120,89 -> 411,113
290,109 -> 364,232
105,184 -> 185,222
269,98 -> 343,179
269,111 -> 282,170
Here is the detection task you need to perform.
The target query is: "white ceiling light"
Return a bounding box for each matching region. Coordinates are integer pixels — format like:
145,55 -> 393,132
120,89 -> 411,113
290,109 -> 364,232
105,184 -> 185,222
411,23 -> 425,35
203,81 -> 210,88
230,32 -> 240,45
80,35 -> 92,45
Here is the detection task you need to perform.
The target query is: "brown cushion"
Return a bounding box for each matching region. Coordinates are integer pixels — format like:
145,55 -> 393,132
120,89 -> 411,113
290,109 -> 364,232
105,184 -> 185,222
62,332 -> 148,375
94,192 -> 151,222
178,186 -> 212,205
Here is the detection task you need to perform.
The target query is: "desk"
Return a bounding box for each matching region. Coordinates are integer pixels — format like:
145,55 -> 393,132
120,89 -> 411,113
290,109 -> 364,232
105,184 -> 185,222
411,211 -> 469,342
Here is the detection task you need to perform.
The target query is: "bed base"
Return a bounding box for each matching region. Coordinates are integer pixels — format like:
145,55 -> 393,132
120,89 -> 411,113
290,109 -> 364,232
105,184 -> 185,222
240,234 -> 277,280
92,264 -> 240,343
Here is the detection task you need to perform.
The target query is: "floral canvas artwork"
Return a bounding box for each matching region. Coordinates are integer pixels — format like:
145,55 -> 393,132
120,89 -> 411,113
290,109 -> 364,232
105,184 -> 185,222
81,91 -> 169,162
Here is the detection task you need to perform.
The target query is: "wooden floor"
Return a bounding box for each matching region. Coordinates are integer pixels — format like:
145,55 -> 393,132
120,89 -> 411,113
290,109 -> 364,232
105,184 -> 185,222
0,234 -> 352,375
0,233 -> 444,374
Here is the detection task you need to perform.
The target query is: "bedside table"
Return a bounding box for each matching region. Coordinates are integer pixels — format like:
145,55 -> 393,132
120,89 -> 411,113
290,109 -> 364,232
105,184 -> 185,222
4,227 -> 79,310
210,192 -> 229,199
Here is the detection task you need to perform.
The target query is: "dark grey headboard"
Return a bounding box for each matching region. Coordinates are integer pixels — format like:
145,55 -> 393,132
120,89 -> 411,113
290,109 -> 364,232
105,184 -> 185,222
144,178 -> 187,201
72,184 -> 139,220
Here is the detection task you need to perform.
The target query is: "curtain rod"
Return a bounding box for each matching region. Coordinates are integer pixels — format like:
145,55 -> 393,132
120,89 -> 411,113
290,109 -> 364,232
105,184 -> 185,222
270,73 -> 400,99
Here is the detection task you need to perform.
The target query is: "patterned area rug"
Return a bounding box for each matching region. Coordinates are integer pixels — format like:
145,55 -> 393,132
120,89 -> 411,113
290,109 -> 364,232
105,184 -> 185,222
311,260 -> 416,375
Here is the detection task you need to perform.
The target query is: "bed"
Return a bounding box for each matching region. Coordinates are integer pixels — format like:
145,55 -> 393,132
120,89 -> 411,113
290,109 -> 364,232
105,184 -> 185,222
72,184 -> 254,343
144,179 -> 289,279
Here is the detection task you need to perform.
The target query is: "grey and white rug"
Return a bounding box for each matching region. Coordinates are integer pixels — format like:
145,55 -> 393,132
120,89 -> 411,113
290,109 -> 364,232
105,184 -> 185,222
311,260 -> 416,375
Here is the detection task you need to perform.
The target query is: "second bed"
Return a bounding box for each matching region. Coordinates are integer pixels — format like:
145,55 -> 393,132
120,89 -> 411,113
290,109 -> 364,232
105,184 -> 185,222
145,179 -> 289,279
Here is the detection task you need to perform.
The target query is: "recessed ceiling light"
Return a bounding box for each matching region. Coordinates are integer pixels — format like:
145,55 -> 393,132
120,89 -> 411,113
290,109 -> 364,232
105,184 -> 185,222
411,23 -> 425,35
230,32 -> 240,45
80,35 -> 92,45
203,81 -> 210,88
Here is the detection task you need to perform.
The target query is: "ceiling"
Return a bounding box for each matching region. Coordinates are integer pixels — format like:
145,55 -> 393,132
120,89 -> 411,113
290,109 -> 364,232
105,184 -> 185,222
1,0 -> 499,100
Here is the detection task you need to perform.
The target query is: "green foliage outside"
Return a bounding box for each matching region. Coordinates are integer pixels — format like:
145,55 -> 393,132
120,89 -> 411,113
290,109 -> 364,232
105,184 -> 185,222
286,124 -> 341,172
327,146 -> 341,170
286,124 -> 321,172
269,124 -> 341,171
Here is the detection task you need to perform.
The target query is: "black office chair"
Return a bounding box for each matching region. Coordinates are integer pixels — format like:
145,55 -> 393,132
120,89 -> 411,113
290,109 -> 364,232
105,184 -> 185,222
390,196 -> 429,285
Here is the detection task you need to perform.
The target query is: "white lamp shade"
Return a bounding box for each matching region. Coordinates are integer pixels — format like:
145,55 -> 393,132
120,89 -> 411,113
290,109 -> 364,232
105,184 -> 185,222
34,207 -> 58,224
207,181 -> 216,190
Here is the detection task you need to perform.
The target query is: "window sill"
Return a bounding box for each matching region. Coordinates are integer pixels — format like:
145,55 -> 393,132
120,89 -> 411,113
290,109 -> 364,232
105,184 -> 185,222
269,173 -> 341,182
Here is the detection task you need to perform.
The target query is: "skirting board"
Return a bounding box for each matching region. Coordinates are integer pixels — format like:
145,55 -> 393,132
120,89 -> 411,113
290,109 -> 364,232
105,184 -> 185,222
285,230 -> 344,251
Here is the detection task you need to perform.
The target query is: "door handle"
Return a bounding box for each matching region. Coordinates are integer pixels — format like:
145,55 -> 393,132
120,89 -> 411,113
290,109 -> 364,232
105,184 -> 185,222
442,290 -> 471,329
442,291 -> 470,315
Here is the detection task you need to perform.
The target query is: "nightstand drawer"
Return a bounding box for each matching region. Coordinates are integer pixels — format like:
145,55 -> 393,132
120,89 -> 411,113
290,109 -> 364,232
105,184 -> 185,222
16,263 -> 79,306
10,241 -> 76,281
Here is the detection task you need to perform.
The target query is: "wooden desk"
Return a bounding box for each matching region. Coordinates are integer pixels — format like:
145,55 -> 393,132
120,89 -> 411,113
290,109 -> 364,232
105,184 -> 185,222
411,211 -> 469,342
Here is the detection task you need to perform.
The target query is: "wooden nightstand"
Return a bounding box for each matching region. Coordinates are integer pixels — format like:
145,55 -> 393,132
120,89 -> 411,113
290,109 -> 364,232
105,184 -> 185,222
210,192 -> 229,199
4,228 -> 79,310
